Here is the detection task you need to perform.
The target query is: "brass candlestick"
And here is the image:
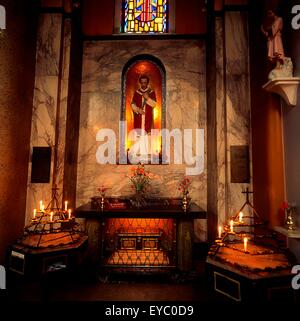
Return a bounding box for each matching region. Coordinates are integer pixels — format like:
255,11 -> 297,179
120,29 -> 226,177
182,192 -> 189,212
286,207 -> 294,230
100,196 -> 105,211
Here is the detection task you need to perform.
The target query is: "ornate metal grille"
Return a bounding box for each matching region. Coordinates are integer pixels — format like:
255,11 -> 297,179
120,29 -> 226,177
101,218 -> 176,271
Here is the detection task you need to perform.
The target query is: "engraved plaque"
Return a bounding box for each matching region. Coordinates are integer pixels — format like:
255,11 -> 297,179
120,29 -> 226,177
230,146 -> 250,183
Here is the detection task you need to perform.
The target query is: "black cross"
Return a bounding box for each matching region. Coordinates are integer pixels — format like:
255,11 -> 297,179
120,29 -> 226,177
242,187 -> 253,203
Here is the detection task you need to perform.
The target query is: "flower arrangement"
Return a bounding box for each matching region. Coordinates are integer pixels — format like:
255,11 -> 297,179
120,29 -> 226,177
128,163 -> 152,193
178,176 -> 191,195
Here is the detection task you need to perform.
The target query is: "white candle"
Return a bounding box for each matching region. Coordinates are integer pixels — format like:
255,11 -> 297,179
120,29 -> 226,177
41,204 -> 45,211
68,209 -> 71,220
33,209 -> 36,219
218,226 -> 222,239
39,201 -> 43,211
239,212 -> 243,223
64,201 -> 68,211
230,220 -> 234,233
50,211 -> 53,222
244,237 -> 248,252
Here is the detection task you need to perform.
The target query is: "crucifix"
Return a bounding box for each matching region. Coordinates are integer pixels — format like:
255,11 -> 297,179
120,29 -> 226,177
242,188 -> 254,205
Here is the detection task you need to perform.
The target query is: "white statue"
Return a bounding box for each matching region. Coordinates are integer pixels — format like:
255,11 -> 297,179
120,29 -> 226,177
268,57 -> 294,80
0,5 -> 5,30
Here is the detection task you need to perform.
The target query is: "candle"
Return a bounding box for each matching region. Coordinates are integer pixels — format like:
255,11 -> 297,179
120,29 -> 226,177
230,220 -> 234,233
33,209 -> 36,219
41,204 -> 45,211
239,212 -> 243,223
50,211 -> 53,222
218,226 -> 222,239
65,201 -> 68,211
39,201 -> 43,211
68,209 -> 71,220
244,237 -> 248,252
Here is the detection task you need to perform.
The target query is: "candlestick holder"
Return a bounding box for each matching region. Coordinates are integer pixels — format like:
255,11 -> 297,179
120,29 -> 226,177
18,185 -> 84,249
181,193 -> 189,212
100,196 -> 105,211
208,188 -> 285,260
285,207 -> 295,230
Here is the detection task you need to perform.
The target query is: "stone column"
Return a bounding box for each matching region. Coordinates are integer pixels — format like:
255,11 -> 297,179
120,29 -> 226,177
215,14 -> 227,229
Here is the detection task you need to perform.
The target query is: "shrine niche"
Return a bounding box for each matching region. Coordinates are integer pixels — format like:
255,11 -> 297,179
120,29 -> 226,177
121,55 -> 166,163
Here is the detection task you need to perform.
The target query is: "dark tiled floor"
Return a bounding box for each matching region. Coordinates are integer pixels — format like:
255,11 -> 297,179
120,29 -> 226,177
6,262 -> 226,302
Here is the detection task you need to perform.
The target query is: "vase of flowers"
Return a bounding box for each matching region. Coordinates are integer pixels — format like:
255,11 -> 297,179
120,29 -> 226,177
178,176 -> 191,212
128,164 -> 152,209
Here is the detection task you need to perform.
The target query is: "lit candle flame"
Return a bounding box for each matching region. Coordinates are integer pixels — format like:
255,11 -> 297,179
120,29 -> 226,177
230,220 -> 234,233
68,209 -> 71,220
218,226 -> 222,239
65,201 -> 68,211
244,237 -> 248,252
39,201 -> 43,211
239,212 -> 243,223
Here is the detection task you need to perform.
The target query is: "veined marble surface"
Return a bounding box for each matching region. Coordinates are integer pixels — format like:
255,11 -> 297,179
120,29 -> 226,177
213,12 -> 253,230
225,12 -> 253,217
35,14 -> 61,77
78,40 -> 207,240
25,14 -> 63,223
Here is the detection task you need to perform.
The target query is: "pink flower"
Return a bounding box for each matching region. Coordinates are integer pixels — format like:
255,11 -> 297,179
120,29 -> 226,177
127,164 -> 154,192
178,176 -> 192,194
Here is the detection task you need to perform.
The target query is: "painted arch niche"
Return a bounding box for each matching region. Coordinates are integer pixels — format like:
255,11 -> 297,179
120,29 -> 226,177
121,55 -> 166,163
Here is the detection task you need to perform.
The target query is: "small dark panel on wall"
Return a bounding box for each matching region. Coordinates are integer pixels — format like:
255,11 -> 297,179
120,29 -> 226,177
31,147 -> 51,183
230,146 -> 250,183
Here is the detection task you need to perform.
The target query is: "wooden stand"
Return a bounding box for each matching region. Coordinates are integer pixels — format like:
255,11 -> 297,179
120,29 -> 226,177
7,236 -> 88,277
206,249 -> 296,303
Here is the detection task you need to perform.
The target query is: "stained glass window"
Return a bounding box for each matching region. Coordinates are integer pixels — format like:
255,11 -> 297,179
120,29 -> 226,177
123,0 -> 168,33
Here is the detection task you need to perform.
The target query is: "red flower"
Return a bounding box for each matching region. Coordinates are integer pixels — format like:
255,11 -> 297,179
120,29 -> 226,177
281,201 -> 289,210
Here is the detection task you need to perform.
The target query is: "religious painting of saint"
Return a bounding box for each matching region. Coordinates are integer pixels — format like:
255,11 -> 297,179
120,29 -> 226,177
122,58 -> 164,161
131,74 -> 157,134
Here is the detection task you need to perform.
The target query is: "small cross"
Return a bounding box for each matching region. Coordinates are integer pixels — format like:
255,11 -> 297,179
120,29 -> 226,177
242,187 -> 253,203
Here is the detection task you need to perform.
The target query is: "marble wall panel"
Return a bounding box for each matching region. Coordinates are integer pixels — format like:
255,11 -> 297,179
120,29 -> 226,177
35,14 -> 61,77
225,12 -> 252,217
25,14 -> 63,223
78,40 -> 207,240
